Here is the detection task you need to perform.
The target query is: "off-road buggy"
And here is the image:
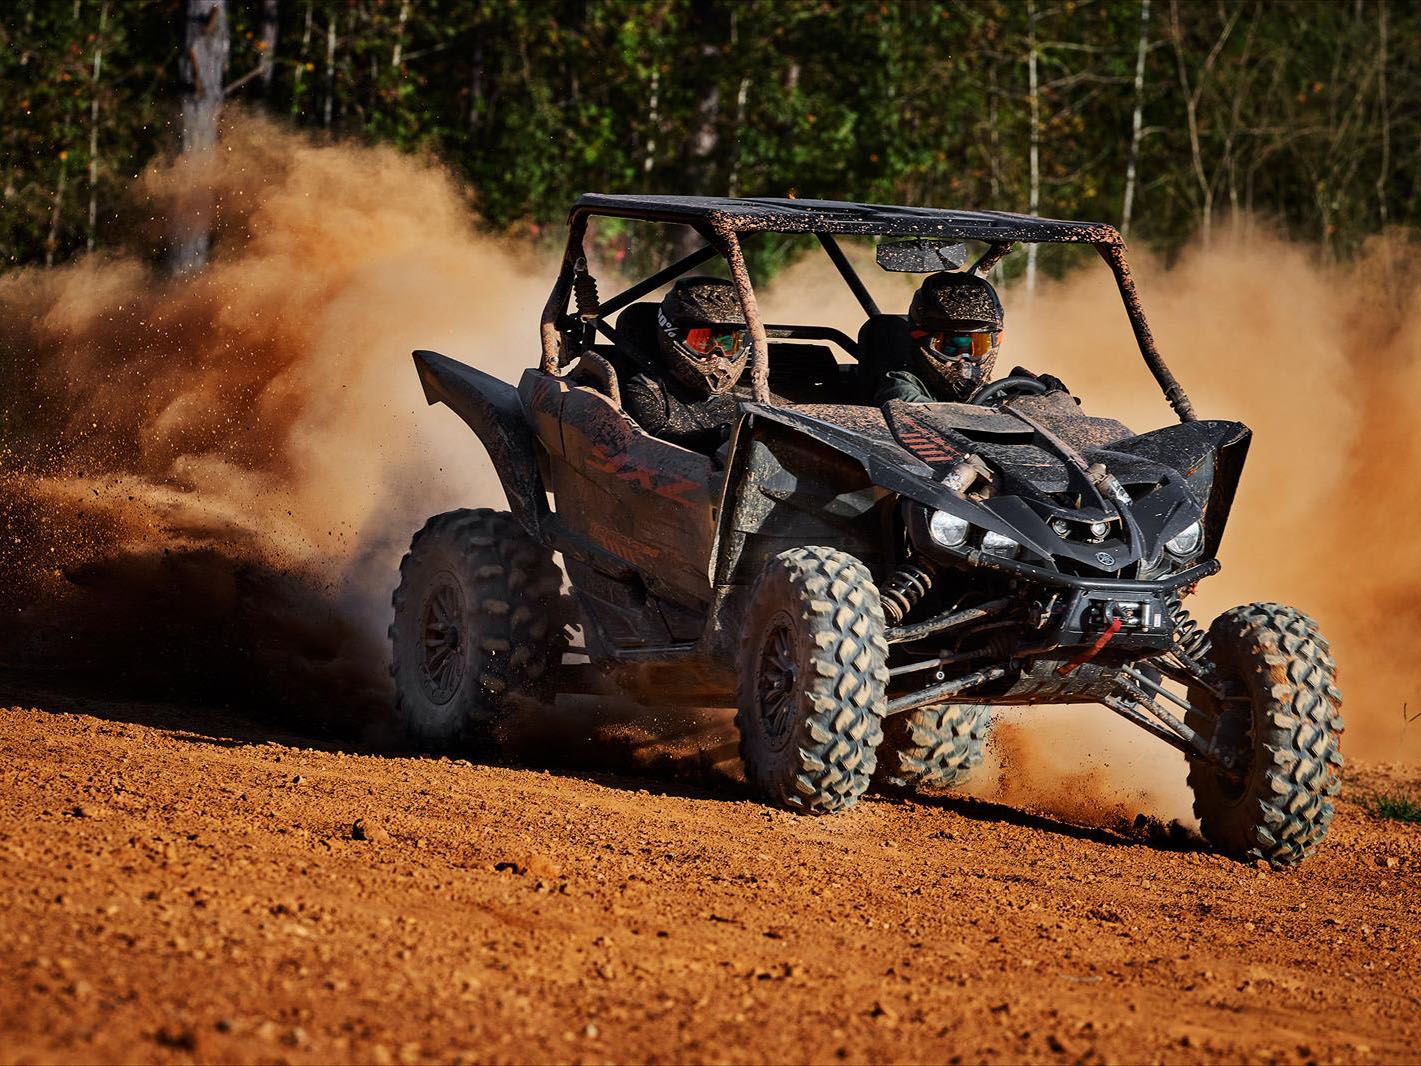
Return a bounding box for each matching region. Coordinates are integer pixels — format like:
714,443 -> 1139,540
391,195 -> 1343,868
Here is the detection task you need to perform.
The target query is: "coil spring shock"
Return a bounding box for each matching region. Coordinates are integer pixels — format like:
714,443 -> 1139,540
881,563 -> 934,625
1169,594 -> 1211,658
572,258 -> 600,319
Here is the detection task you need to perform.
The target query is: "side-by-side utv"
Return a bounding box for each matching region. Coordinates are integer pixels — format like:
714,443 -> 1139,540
391,194 -> 1343,868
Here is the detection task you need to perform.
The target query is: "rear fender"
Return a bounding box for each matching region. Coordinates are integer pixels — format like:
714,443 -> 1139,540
412,350 -> 547,537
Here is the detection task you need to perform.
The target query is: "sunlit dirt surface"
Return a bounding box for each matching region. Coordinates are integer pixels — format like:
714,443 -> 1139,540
0,674 -> 1417,1065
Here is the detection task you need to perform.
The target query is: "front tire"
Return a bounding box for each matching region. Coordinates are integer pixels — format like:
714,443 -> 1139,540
389,508 -> 564,753
1186,603 -> 1344,867
736,547 -> 889,814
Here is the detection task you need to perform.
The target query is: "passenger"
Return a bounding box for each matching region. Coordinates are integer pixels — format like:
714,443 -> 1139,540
619,276 -> 755,453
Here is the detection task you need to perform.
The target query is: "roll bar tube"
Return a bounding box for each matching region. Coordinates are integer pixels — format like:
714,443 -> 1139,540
1097,241 -> 1196,423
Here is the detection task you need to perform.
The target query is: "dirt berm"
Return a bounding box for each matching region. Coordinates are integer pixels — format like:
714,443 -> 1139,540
0,674 -> 1417,1064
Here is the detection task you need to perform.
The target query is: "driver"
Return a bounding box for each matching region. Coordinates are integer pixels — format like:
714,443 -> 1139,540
874,271 -> 1004,404
618,276 -> 755,453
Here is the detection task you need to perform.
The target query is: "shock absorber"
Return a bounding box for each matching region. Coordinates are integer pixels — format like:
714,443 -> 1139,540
572,257 -> 601,320
1169,594 -> 1211,658
881,563 -> 935,626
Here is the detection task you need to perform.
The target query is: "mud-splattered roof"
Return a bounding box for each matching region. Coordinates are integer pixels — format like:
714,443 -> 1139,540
573,193 -> 1122,245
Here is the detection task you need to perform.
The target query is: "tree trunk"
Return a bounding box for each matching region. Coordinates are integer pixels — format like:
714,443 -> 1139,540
323,14 -> 336,128
1376,0 -> 1389,229
1025,0 -> 1040,294
257,0 -> 278,97
290,1 -> 312,117
45,153 -> 68,268
87,0 -> 109,252
1121,0 -> 1150,238
727,75 -> 750,197
391,0 -> 410,69
170,0 -> 229,276
642,67 -> 659,177
467,37 -> 484,137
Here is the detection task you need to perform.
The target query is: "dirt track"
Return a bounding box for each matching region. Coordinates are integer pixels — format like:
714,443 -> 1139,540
1,673 -> 1418,1065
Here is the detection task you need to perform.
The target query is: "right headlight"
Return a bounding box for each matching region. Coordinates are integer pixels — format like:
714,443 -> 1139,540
928,510 -> 970,548
1165,519 -> 1203,557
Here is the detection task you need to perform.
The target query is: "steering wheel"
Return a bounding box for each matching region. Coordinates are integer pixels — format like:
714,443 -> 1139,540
968,375 -> 1049,407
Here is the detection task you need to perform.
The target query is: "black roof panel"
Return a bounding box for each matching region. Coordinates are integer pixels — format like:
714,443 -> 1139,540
573,193 -> 1121,245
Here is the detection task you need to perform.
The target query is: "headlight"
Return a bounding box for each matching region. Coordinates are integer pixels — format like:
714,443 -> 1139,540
981,530 -> 1021,557
929,510 -> 969,548
1166,519 -> 1203,557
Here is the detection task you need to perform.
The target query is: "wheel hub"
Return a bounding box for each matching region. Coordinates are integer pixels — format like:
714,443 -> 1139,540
757,616 -> 799,745
419,573 -> 467,704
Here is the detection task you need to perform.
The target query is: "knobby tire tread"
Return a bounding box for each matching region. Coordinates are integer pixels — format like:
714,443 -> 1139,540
736,546 -> 889,815
875,703 -> 992,792
1187,602 -> 1344,868
389,508 -> 564,752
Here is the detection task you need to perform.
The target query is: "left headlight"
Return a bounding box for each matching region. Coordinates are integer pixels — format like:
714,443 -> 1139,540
1165,519 -> 1203,557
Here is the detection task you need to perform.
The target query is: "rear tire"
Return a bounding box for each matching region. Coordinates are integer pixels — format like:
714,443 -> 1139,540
389,508 -> 564,753
875,703 -> 992,792
736,546 -> 889,814
1186,603 -> 1344,868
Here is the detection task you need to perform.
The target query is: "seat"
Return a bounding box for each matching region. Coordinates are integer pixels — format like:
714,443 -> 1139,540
855,314 -> 916,399
611,301 -> 662,370
767,343 -> 842,403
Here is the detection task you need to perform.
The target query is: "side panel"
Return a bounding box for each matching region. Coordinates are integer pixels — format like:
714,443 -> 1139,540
522,371 -> 718,609
413,350 -> 546,536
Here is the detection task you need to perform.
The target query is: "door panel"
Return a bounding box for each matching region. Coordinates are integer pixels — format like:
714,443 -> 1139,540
519,370 -> 717,606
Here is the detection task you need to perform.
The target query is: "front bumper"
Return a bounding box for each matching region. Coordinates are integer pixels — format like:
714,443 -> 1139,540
907,507 -> 1220,651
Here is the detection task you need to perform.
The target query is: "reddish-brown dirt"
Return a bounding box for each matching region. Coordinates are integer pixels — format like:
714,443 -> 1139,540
1,673 -> 1417,1065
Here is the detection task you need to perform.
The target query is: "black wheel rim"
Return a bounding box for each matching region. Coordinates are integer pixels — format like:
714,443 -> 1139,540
419,572 -> 466,705
1199,673 -> 1254,802
757,613 -> 799,750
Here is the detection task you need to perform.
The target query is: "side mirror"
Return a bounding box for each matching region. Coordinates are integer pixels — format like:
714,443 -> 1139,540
875,239 -> 969,273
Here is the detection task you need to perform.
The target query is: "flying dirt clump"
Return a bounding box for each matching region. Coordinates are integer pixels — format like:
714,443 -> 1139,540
0,115 -> 548,726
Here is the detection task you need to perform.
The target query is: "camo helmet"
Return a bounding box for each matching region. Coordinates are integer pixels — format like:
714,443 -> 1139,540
907,271 -> 1004,400
656,276 -> 750,396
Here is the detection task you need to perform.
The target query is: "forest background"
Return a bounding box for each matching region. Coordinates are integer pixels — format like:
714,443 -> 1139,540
2,0 -> 1414,279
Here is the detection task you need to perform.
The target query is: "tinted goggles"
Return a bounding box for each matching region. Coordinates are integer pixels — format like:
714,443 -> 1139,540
911,328 -> 998,361
680,325 -> 749,360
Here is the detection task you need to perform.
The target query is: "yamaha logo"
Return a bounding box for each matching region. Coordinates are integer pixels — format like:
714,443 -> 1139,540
1095,551 -> 1115,567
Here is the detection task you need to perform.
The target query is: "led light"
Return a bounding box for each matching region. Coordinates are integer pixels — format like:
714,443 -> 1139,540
981,530 -> 1021,557
928,510 -> 970,548
1050,518 -> 1071,537
1089,520 -> 1110,540
1166,519 -> 1203,557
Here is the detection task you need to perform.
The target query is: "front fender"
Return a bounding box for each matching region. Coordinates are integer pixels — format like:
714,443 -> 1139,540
412,350 -> 547,538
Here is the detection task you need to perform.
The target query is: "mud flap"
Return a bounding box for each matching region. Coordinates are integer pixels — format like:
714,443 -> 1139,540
412,350 -> 547,538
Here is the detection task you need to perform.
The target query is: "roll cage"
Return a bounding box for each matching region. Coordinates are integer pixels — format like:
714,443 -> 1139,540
539,194 -> 1197,424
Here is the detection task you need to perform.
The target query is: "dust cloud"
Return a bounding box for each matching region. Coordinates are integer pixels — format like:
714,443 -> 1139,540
2,117 -> 1415,818
0,116 -> 548,728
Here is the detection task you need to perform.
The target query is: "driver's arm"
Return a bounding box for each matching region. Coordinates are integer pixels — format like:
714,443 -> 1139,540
872,369 -> 934,405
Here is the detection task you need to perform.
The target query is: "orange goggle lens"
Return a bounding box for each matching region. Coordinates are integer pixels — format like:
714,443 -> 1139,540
683,327 -> 747,358
911,329 -> 999,359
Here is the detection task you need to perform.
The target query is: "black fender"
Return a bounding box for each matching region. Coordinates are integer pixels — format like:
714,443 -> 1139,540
710,412 -> 890,588
412,350 -> 547,538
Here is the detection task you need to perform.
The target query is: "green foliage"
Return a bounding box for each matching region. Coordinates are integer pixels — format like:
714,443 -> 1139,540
1369,792 -> 1421,824
1,0 -> 1417,272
